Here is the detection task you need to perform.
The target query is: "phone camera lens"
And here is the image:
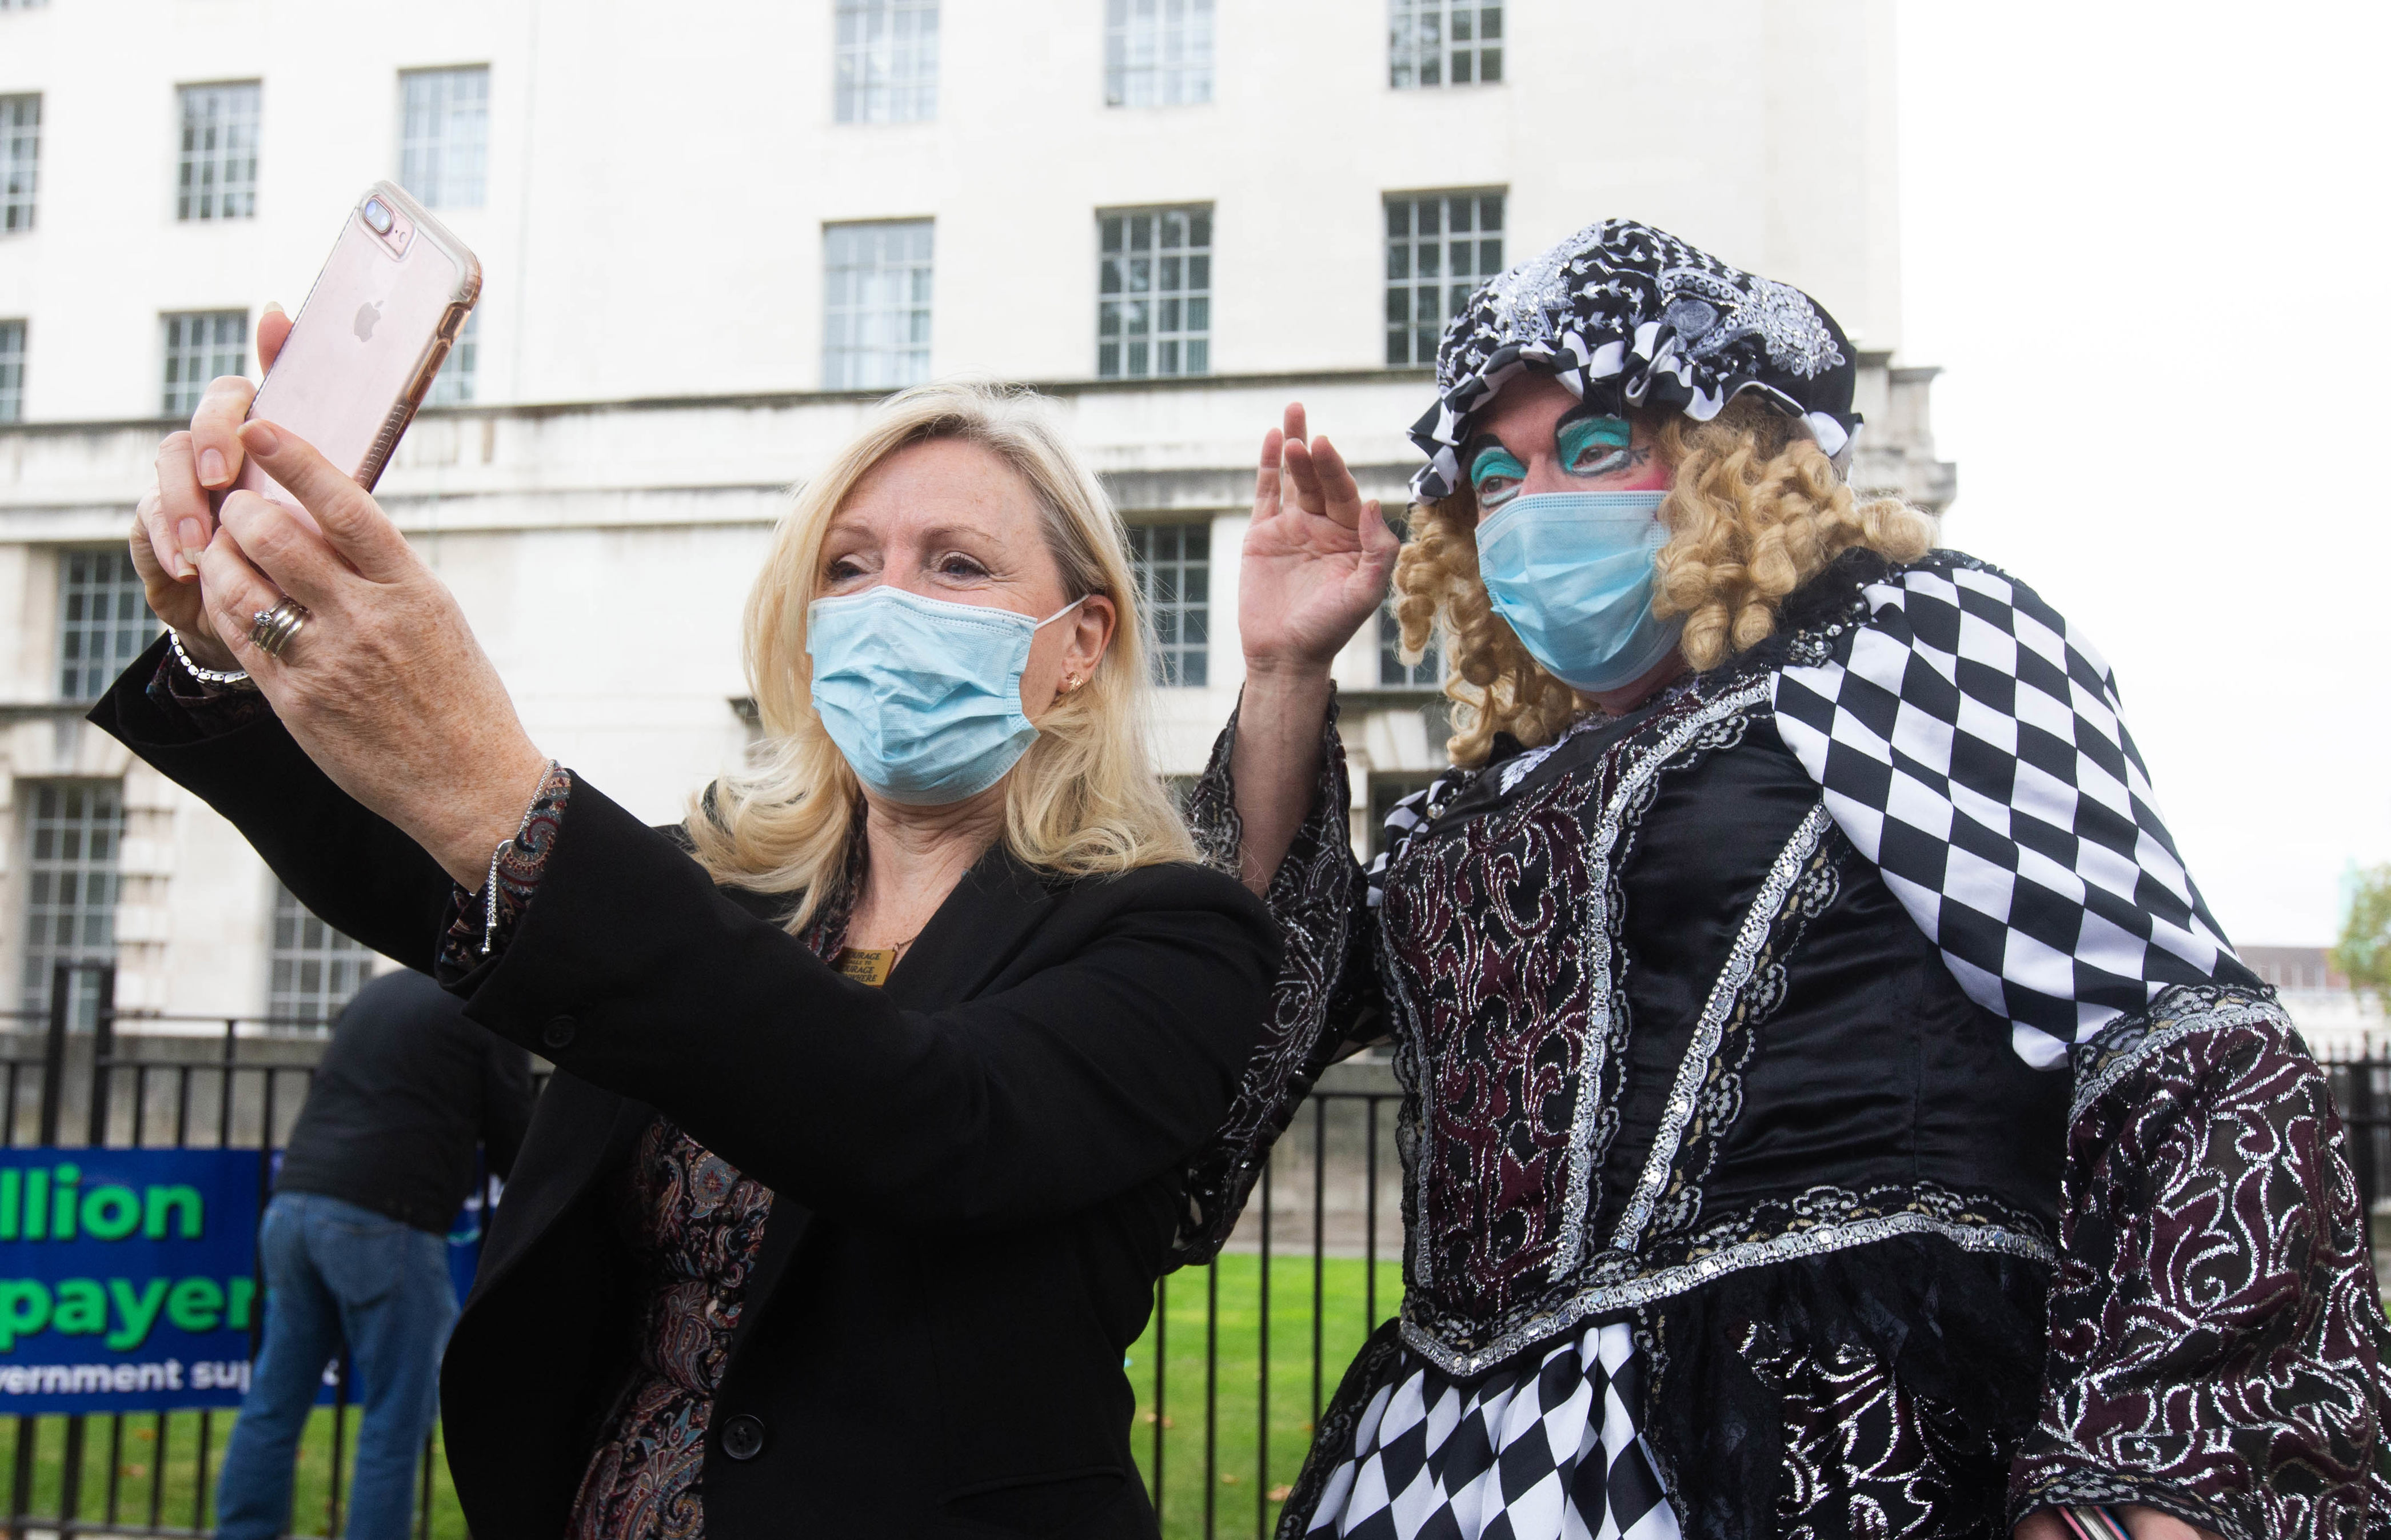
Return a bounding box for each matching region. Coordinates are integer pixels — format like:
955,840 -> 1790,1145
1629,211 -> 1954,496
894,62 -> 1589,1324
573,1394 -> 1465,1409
364,198 -> 394,235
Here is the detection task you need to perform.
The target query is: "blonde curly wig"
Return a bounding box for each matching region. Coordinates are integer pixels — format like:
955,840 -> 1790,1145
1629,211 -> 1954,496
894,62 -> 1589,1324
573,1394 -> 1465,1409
1392,396 -> 1936,767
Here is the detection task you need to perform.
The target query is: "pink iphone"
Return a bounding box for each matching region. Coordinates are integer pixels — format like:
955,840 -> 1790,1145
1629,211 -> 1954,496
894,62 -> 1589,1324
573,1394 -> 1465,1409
223,180 -> 481,526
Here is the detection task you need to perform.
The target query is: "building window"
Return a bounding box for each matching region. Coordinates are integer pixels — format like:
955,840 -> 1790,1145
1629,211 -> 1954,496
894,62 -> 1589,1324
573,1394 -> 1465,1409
19,783 -> 123,1031
398,67 -> 489,209
428,309 -> 478,405
1,94 -> 35,234
57,549 -> 158,701
823,221 -> 933,390
161,310 -> 247,417
269,884 -> 373,1027
1105,0 -> 1214,108
176,82 -> 261,221
1098,207 -> 1210,379
1128,522 -> 1209,686
1379,601 -> 1440,686
1390,1 -> 1502,89
1386,190 -> 1503,366
835,0 -> 939,123
0,319 -> 22,422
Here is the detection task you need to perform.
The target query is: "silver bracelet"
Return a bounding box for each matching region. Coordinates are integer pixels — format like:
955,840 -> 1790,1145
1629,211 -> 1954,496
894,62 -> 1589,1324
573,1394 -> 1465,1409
169,629 -> 256,691
482,759 -> 564,955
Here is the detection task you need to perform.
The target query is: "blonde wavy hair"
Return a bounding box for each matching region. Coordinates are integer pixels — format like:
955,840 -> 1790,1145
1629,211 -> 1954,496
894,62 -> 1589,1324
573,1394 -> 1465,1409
1392,395 -> 1937,767
686,381 -> 1195,929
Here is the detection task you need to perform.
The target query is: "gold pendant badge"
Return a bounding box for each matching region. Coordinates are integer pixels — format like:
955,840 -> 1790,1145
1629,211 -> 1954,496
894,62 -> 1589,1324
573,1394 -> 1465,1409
833,947 -> 896,988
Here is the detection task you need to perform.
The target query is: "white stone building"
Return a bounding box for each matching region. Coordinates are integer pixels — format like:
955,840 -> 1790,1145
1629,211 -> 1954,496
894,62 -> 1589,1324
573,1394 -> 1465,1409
0,0 -> 1954,1029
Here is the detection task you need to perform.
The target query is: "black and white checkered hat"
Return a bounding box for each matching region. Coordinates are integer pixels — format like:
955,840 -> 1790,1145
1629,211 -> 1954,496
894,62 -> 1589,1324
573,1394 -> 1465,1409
1409,218 -> 1861,500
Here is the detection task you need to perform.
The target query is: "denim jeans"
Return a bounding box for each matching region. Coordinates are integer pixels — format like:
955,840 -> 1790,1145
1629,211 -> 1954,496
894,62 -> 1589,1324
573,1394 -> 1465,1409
215,1192 -> 458,1540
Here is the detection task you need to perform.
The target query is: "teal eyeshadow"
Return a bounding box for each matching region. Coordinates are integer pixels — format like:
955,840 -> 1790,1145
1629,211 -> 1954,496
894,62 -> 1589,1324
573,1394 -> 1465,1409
1468,448 -> 1527,489
1557,416 -> 1631,469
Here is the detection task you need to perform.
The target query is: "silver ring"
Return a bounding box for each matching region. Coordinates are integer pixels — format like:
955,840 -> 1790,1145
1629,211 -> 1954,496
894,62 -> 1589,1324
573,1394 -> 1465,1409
248,598 -> 309,660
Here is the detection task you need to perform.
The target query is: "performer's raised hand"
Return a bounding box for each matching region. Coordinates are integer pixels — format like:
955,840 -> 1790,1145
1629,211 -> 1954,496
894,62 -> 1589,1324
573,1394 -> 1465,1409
1238,401 -> 1400,683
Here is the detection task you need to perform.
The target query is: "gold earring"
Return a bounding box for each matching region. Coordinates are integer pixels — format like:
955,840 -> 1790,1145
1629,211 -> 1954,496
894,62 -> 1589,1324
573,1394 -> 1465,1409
1060,674 -> 1082,695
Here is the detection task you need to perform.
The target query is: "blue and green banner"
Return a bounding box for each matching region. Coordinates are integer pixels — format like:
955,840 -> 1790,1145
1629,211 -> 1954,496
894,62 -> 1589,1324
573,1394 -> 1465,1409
0,1147 -> 264,1414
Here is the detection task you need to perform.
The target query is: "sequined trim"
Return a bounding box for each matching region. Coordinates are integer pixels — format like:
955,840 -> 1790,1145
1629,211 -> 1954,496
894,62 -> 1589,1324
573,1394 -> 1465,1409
2066,984 -> 2289,1120
1607,802 -> 1832,1252
1400,1184 -> 2055,1378
1546,676 -> 1773,1278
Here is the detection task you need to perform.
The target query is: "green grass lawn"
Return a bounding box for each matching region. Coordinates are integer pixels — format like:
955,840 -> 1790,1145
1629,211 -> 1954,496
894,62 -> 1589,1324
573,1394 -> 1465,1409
1128,1252 -> 1406,1540
0,1253 -> 1400,1539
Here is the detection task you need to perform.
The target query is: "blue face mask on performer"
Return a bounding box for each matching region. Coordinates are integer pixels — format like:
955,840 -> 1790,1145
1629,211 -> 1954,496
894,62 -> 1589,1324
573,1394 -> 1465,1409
806,586 -> 1085,805
1474,490 -> 1681,693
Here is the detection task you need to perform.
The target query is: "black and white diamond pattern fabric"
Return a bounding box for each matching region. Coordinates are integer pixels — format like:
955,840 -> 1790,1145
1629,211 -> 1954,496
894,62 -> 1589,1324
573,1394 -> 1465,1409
1770,558 -> 2238,1070
1302,1322 -> 1679,1540
1364,764 -> 1476,911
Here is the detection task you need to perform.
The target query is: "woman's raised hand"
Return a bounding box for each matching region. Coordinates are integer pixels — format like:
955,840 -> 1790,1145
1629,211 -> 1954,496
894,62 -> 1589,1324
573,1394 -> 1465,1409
127,305 -> 293,669
1239,402 -> 1402,682
195,420 -> 552,889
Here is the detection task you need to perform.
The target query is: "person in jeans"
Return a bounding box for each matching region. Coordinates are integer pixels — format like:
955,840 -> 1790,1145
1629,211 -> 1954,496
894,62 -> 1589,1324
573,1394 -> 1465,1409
214,966 -> 533,1540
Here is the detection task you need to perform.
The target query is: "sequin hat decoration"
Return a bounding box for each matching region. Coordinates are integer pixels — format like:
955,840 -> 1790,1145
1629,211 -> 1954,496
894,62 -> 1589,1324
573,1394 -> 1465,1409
1409,218 -> 1862,498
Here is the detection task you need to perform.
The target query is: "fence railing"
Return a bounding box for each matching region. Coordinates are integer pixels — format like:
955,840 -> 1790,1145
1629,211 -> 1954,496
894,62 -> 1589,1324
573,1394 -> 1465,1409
3,963 -> 2384,1540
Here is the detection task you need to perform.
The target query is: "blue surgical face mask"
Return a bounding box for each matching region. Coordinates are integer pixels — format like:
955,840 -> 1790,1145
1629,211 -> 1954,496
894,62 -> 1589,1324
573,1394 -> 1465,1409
1474,490 -> 1681,693
806,586 -> 1085,806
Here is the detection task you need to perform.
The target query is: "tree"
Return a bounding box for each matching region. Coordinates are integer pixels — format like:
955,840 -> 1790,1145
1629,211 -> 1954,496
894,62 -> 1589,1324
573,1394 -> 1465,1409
2332,863 -> 2391,1012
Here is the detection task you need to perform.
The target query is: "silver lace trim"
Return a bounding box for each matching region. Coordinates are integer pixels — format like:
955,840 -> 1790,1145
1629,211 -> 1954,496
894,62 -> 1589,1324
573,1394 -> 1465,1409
2068,992 -> 2292,1122
1399,1207 -> 2055,1379
1606,801 -> 1833,1252
1548,676 -> 1774,1277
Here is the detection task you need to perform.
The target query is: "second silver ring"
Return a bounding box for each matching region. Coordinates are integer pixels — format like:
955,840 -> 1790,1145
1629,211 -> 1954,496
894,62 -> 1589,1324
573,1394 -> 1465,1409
249,598 -> 310,661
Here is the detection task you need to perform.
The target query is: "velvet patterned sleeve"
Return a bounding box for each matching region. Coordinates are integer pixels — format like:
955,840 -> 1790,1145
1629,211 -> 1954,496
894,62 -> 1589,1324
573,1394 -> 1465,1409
2008,984 -> 2391,1539
1169,686 -> 1382,1266
435,765 -> 573,979
146,650 -> 277,733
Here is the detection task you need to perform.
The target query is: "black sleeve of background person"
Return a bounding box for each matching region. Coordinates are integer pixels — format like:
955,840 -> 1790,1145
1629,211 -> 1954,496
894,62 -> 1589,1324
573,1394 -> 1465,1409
86,636 -> 456,972
479,1036 -> 535,1180
274,969 -> 512,1232
450,780 -> 1279,1232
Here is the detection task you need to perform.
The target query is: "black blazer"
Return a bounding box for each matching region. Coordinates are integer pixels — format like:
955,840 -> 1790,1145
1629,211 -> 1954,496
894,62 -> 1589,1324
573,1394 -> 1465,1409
93,640 -> 1279,1539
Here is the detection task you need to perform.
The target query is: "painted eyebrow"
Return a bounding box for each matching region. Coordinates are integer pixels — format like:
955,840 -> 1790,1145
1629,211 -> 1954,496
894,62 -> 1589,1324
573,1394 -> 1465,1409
1462,433 -> 1519,469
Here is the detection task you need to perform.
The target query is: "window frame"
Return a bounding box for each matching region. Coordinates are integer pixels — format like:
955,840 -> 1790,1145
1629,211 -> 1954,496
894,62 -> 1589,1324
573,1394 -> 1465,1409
0,318 -> 23,422
1125,519 -> 1212,688
159,310 -> 248,419
1,93 -> 37,235
1388,0 -> 1503,90
174,80 -> 262,222
1383,187 -> 1505,367
18,780 -> 125,1031
427,308 -> 480,406
267,883 -> 374,1029
1105,0 -> 1216,109
1096,205 -> 1213,380
821,218 -> 936,391
55,548 -> 158,703
397,65 -> 490,210
833,0 -> 941,124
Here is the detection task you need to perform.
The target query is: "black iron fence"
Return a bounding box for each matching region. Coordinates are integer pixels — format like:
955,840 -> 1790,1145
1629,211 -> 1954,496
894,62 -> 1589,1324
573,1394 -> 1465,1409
0,962 -> 2381,1540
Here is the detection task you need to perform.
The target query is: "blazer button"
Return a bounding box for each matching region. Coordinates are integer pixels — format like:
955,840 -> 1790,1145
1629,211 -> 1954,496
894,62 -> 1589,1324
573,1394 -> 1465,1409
720,1413 -> 765,1462
541,1015 -> 577,1051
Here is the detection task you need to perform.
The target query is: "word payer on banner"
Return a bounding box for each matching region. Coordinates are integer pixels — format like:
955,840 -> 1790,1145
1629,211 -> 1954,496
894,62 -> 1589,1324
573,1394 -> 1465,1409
0,1148 -> 265,1414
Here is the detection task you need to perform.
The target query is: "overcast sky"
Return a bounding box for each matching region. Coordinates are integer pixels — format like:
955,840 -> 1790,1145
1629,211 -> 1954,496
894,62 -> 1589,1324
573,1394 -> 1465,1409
1894,2 -> 2389,947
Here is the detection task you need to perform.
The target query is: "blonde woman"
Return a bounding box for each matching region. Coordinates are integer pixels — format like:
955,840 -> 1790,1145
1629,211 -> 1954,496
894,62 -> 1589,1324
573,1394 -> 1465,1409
1187,221 -> 2388,1540
102,362 -> 1277,1539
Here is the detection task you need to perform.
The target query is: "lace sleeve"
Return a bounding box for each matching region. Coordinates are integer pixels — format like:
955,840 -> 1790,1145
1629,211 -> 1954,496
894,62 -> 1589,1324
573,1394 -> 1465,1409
1171,686 -> 1381,1267
2007,984 -> 2391,1538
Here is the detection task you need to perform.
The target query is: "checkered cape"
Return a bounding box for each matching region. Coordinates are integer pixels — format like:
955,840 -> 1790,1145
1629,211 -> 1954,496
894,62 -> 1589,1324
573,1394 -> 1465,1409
1302,1322 -> 1677,1540
1770,555 -> 2241,1069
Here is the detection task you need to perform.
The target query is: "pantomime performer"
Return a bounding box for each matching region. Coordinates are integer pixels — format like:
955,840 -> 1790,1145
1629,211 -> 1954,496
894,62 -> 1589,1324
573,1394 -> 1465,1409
1175,219 -> 2390,1540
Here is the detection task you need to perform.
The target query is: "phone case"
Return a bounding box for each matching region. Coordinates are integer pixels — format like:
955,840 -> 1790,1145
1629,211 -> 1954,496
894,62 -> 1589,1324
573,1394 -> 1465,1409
225,179 -> 482,520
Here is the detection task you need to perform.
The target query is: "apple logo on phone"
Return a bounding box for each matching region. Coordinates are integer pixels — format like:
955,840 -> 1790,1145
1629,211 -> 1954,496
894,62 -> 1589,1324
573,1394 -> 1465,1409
353,301 -> 382,343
